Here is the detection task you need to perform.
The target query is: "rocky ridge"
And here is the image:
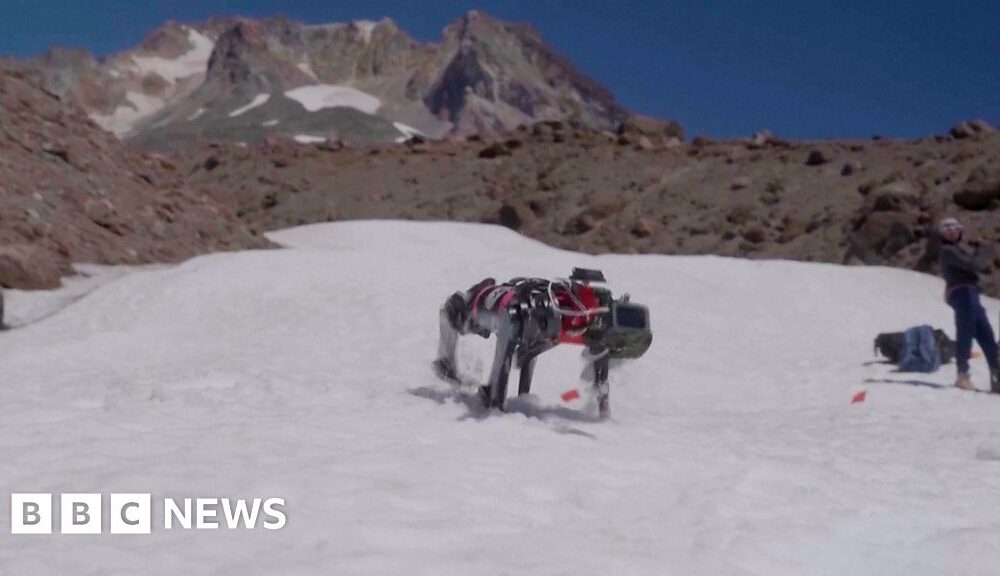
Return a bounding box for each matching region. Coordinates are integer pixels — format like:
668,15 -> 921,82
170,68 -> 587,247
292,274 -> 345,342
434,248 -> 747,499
17,12 -> 644,149
0,64 -> 267,289
181,118 -> 1000,296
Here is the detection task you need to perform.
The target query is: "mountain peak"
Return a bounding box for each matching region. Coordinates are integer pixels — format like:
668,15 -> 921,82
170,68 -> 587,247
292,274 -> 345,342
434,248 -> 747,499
15,12 -> 676,146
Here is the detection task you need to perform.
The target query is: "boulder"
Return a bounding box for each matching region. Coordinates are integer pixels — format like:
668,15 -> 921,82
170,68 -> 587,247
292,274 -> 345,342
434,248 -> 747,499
0,244 -> 65,290
841,160 -> 862,176
478,142 -> 511,159
636,136 -> 655,151
497,202 -> 532,231
845,212 -> 921,265
951,119 -> 995,139
953,164 -> 1000,210
731,176 -> 752,191
631,217 -> 658,238
618,114 -> 685,141
805,150 -> 829,166
867,180 -> 920,213
566,213 -> 599,235
742,226 -> 768,244
84,198 -> 117,227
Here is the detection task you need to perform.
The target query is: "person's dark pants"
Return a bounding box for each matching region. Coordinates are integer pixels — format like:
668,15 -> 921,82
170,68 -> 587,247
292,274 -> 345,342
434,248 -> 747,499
947,286 -> 1000,376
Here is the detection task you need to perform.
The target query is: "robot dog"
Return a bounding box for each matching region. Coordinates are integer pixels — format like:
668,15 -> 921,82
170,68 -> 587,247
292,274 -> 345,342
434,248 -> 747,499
434,268 -> 652,418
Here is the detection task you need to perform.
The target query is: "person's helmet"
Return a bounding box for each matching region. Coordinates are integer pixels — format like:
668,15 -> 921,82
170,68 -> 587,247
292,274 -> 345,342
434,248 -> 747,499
938,217 -> 963,236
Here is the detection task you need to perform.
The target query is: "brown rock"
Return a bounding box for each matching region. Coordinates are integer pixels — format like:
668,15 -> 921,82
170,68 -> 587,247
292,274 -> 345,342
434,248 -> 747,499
583,193 -> 622,219
631,217 -> 658,238
846,213 -> 919,264
567,213 -> 599,235
618,114 -> 685,141
726,204 -> 756,225
805,150 -> 829,166
478,142 -> 511,159
953,164 -> 1000,210
498,202 -> 531,230
0,244 -> 65,289
84,199 -> 116,226
731,176 -> 752,190
841,161 -> 862,176
204,156 -> 221,171
951,119 -> 995,139
742,226 -> 768,244
867,180 -> 920,213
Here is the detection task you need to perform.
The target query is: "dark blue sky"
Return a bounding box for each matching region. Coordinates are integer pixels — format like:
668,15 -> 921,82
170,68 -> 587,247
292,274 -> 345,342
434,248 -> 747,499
1,0 -> 996,139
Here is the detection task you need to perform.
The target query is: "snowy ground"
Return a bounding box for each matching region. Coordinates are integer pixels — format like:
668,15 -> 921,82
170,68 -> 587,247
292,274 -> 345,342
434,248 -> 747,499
2,221 -> 999,575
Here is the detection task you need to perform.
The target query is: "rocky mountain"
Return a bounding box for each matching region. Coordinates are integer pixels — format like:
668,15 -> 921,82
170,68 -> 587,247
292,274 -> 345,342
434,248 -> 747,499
16,12 -> 645,149
179,118 -> 1000,296
0,64 -> 267,289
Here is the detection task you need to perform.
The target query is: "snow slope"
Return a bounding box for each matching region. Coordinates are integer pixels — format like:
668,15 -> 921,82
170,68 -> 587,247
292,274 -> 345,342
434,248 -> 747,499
229,93 -> 271,117
1,221 -> 999,576
132,28 -> 214,84
90,91 -> 165,137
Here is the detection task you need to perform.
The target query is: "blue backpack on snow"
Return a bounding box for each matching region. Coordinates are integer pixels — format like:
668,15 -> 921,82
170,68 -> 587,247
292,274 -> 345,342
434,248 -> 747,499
897,325 -> 942,373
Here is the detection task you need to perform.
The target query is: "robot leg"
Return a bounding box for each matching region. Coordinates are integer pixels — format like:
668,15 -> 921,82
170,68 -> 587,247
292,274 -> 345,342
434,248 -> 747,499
433,293 -> 468,381
481,313 -> 520,410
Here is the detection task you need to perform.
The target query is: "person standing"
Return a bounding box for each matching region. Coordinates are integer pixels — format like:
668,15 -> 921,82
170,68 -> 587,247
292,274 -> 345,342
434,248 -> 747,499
938,217 -> 999,392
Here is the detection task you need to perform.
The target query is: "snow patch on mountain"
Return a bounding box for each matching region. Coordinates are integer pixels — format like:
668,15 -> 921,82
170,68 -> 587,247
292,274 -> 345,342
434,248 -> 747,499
293,134 -> 326,144
353,20 -> 377,43
296,62 -> 318,79
131,28 -> 214,84
262,119 -> 280,127
187,107 -> 206,121
90,91 -> 164,136
393,121 -> 425,142
285,84 -> 381,115
229,93 -> 271,117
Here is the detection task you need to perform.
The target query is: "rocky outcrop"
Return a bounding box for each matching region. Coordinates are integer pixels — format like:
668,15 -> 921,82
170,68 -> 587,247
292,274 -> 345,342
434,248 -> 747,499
951,119 -> 995,139
0,65 -> 267,289
425,11 -> 627,135
953,163 -> 1000,210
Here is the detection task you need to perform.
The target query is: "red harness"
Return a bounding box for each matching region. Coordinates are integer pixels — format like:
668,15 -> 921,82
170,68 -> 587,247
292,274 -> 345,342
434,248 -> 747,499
557,285 -> 600,345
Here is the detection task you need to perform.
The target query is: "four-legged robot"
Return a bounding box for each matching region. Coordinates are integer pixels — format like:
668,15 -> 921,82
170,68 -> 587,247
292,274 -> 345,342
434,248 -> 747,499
434,268 -> 652,418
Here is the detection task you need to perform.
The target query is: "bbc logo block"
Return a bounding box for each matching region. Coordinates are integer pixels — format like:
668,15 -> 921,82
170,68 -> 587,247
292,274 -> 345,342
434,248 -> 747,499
10,494 -> 52,534
11,493 -> 150,535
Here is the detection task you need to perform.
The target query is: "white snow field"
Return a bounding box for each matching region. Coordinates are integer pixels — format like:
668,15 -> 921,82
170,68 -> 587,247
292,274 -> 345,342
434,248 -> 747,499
2,221 -> 1000,576
285,84 -> 382,115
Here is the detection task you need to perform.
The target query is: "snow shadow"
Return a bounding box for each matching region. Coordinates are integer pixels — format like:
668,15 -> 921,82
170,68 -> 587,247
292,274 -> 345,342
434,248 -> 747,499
408,386 -> 600,438
864,377 -> 948,390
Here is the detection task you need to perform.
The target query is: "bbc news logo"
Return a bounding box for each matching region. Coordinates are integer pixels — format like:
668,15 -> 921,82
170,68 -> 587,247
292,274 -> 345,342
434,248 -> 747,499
10,494 -> 286,534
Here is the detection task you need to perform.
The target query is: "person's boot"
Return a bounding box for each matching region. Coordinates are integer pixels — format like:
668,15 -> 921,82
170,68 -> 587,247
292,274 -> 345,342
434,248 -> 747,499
955,373 -> 976,391
991,370 -> 1000,394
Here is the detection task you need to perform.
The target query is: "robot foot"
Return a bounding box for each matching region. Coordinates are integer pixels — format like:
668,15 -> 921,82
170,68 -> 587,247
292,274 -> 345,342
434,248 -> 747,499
432,358 -> 458,382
